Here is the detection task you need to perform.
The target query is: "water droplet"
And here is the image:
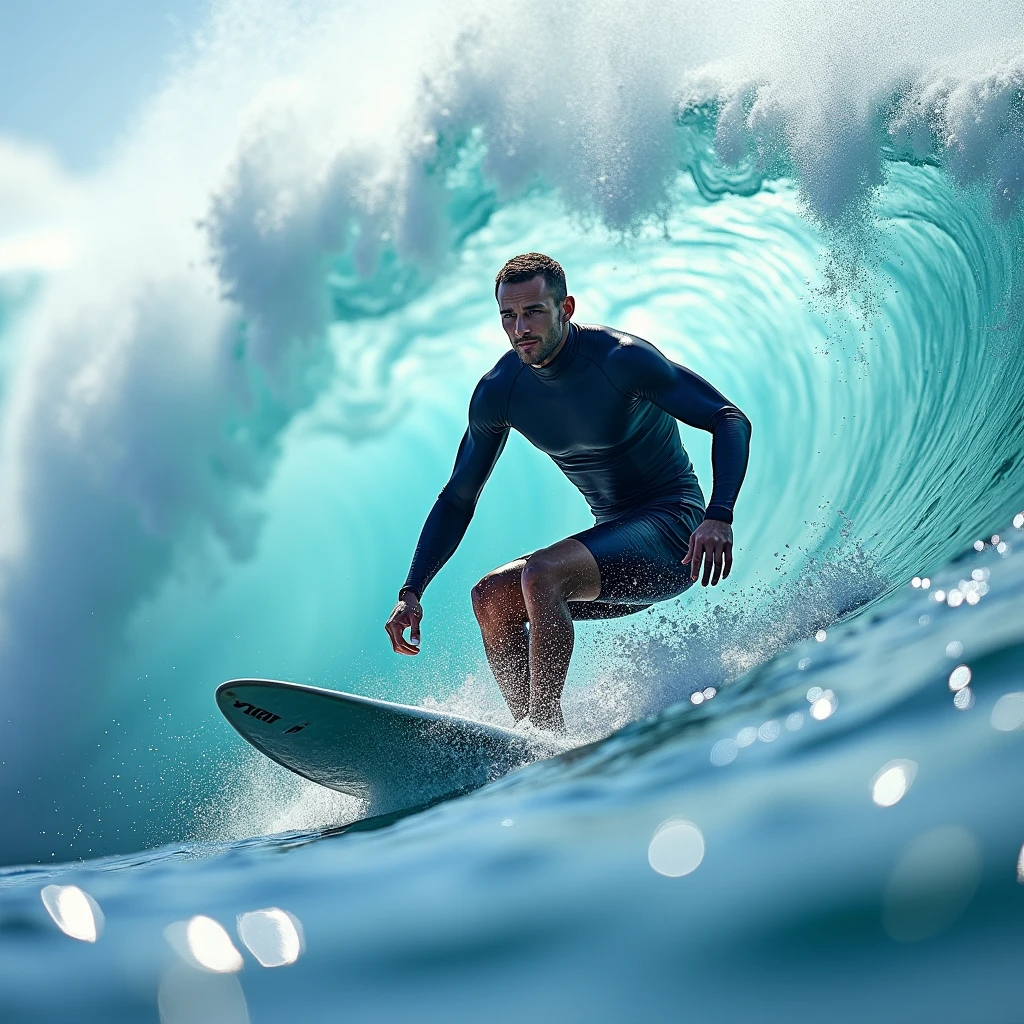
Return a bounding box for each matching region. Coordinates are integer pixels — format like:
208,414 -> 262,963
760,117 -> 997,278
736,727 -> 758,747
871,759 -> 917,807
953,687 -> 974,711
40,886 -> 103,943
710,739 -> 738,766
991,693 -> 1024,732
883,827 -> 980,942
948,665 -> 972,691
237,908 -> 303,968
810,696 -> 836,720
648,819 -> 705,877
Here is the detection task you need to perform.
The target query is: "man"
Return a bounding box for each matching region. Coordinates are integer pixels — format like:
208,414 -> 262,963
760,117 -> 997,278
385,253 -> 751,731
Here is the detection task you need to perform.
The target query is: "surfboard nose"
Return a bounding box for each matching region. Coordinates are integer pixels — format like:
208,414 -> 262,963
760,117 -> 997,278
216,678 -> 545,816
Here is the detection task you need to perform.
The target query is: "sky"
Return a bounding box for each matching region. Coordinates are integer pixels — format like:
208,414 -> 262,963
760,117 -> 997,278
0,0 -> 209,171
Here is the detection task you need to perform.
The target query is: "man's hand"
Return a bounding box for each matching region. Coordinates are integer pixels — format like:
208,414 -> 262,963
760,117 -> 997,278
683,519 -> 733,586
385,590 -> 423,655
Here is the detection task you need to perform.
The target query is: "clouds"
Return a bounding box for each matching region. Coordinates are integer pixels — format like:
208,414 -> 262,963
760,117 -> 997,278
0,137 -> 81,272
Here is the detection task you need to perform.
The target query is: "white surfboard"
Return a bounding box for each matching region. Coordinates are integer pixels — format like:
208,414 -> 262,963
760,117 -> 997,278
216,678 -> 545,816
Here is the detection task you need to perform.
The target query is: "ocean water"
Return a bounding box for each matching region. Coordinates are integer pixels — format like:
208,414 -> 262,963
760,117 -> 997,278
0,1 -> 1023,1019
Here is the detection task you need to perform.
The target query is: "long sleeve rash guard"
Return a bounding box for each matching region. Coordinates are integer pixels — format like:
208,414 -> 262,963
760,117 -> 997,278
402,323 -> 751,597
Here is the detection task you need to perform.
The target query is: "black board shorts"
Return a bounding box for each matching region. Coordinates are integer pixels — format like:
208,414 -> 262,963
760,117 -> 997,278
524,499 -> 704,621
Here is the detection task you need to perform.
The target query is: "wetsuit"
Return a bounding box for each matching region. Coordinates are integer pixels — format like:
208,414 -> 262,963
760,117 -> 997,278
403,322 -> 751,618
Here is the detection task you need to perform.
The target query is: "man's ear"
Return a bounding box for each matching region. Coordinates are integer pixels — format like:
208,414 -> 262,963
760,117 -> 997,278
562,294 -> 576,320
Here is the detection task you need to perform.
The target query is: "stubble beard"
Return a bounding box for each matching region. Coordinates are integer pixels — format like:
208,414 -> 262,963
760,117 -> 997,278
517,314 -> 564,366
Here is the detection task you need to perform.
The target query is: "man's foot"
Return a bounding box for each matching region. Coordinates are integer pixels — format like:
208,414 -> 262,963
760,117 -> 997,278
512,713 -> 570,757
513,712 -> 564,733
526,699 -> 565,733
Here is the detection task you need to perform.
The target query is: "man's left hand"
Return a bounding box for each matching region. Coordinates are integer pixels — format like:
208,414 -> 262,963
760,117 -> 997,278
683,519 -> 733,586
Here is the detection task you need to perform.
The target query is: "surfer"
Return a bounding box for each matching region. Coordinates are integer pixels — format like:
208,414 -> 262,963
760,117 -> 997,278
386,253 -> 751,730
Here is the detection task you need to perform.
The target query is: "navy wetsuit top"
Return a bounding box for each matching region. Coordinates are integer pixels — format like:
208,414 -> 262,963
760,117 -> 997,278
403,323 -> 752,597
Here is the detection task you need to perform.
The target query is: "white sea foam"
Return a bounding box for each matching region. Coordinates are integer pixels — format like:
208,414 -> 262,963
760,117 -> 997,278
195,745 -> 364,843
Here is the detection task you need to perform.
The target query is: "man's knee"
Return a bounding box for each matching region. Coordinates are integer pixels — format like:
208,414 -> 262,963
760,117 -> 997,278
520,553 -> 564,608
471,574 -> 517,626
470,578 -> 494,621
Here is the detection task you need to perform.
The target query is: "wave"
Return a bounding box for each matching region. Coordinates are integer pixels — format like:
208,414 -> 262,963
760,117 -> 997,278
0,0 -> 1021,863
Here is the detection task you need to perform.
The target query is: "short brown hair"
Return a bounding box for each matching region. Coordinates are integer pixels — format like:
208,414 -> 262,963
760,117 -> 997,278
494,253 -> 567,303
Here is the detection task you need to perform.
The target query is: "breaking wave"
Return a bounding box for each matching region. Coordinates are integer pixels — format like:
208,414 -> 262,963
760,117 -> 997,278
0,0 -> 1021,863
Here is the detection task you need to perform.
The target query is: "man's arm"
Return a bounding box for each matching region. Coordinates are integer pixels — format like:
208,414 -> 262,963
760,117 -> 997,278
609,337 -> 752,585
385,384 -> 509,654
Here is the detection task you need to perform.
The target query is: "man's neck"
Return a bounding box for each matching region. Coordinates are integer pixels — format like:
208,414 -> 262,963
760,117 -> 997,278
535,322 -> 571,368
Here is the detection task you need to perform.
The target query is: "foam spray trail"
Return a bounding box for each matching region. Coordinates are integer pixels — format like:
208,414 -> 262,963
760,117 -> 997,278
0,0 -> 1022,862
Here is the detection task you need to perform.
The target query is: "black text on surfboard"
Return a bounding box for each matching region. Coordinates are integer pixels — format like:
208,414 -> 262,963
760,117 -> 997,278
232,700 -> 281,725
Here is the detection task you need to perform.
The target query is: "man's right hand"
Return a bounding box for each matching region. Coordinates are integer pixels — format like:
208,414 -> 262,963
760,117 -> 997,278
385,590 -> 423,655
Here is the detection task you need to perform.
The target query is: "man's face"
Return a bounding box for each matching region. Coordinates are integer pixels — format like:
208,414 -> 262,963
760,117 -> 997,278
497,275 -> 571,366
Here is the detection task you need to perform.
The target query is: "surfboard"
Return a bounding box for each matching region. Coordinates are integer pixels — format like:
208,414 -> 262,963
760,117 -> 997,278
216,678 -> 545,816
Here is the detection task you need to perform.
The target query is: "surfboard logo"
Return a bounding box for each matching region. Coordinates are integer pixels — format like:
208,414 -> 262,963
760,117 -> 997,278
233,700 -> 281,725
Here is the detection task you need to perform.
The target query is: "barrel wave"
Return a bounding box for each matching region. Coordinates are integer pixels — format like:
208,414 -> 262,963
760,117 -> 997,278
2,3 -> 1024,1020
0,0 -> 1021,874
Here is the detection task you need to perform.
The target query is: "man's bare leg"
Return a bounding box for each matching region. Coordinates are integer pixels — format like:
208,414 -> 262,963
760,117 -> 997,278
471,558 -> 531,722
472,540 -> 601,730
519,539 -> 601,730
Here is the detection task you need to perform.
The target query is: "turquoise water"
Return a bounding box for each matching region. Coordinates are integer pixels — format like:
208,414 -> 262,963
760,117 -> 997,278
4,519 -> 1024,1021
0,1 -> 1023,1018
